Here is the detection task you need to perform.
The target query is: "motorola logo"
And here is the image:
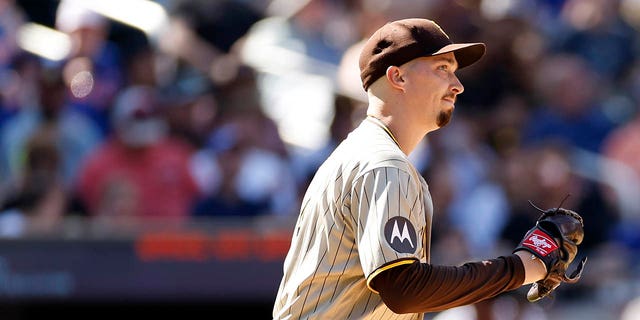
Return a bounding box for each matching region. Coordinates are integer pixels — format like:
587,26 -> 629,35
384,217 -> 417,254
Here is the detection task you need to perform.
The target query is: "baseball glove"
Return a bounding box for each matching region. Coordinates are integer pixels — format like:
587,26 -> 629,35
514,204 -> 587,302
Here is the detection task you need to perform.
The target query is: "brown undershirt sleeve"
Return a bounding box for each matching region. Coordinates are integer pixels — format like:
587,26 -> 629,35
369,254 -> 526,314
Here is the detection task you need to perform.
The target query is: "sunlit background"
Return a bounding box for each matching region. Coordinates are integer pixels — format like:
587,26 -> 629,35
0,0 -> 639,319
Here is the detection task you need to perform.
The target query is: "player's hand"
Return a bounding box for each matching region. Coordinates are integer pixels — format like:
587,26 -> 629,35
514,206 -> 587,302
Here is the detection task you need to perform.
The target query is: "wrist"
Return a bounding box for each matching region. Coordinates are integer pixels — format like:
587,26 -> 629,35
515,251 -> 547,284
515,225 -> 560,271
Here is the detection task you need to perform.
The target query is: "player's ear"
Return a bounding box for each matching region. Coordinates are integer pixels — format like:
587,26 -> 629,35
386,66 -> 405,91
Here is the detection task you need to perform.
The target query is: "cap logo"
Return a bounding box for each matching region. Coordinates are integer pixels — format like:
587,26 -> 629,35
384,217 -> 417,254
522,229 -> 558,257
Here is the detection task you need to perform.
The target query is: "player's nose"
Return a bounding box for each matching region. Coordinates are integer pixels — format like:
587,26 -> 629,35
450,74 -> 464,95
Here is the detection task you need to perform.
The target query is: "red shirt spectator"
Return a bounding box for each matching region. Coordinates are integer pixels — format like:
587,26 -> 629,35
75,86 -> 199,225
77,138 -> 198,220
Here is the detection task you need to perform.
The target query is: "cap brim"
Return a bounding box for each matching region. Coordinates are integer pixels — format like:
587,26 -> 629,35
433,43 -> 486,69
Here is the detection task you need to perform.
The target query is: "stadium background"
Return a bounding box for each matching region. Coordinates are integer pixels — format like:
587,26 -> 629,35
0,0 -> 639,319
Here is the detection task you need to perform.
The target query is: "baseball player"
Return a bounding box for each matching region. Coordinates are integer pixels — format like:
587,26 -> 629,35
273,18 -> 585,319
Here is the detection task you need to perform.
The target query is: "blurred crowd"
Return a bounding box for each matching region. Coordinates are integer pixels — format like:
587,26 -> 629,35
0,0 -> 640,318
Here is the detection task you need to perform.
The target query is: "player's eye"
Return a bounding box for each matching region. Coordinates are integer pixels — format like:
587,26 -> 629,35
437,64 -> 449,71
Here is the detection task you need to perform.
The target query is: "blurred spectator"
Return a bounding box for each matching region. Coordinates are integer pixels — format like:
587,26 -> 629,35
191,65 -> 298,218
522,53 -> 616,153
162,85 -> 219,148
496,142 -> 618,305
191,122 -> 271,218
0,51 -> 40,125
0,52 -> 40,188
600,63 -> 640,208
55,0 -> 125,137
0,125 -> 83,237
335,37 -> 367,104
554,0 -> 638,82
0,60 -> 101,194
452,15 -> 546,114
75,85 -> 200,227
244,0 -> 354,69
601,108 -> 640,180
0,0 -> 25,69
292,95 -> 364,176
118,28 -> 157,88
159,0 -> 264,88
499,143 -> 616,255
484,94 -> 532,157
239,0 -> 359,152
0,0 -> 27,132
168,0 -> 263,55
121,29 -> 223,149
600,110 -> 640,251
422,115 -> 510,260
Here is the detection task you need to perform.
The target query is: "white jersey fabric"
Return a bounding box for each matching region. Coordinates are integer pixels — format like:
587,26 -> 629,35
273,117 -> 434,319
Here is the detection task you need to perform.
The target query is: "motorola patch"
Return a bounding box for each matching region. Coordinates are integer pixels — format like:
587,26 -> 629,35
384,217 -> 417,254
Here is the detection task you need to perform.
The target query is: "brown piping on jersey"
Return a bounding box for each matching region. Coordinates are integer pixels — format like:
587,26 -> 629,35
366,115 -> 401,147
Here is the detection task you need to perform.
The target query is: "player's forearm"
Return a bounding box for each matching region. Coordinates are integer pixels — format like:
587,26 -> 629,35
371,254 -> 525,314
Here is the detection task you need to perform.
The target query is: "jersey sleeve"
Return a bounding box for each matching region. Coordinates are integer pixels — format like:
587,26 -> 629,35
350,165 -> 427,285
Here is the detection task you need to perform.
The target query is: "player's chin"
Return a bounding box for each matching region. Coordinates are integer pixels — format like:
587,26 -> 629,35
436,108 -> 453,128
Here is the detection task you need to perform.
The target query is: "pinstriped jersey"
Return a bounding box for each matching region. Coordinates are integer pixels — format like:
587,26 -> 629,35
273,118 -> 433,319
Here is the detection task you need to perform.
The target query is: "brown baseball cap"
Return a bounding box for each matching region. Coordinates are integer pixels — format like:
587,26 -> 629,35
359,18 -> 486,90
